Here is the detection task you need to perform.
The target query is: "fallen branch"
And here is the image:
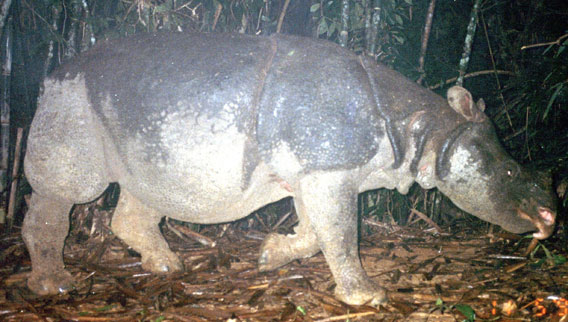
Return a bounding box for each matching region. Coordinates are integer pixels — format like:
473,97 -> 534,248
166,219 -> 216,247
409,208 -> 442,233
315,311 -> 378,322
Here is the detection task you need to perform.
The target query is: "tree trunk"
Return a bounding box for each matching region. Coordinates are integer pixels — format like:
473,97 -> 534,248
456,0 -> 481,86
0,15 -> 12,225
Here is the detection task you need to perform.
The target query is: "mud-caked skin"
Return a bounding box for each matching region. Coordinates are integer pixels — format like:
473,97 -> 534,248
24,33 -> 557,305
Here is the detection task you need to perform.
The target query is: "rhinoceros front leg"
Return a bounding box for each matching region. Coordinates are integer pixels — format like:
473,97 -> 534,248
22,193 -> 74,295
258,212 -> 320,272
111,189 -> 183,273
296,172 -> 387,306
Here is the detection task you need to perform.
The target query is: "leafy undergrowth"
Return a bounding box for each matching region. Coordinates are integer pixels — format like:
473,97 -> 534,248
1,202 -> 567,321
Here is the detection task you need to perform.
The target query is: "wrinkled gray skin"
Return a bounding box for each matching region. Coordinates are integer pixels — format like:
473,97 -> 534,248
23,33 -> 556,305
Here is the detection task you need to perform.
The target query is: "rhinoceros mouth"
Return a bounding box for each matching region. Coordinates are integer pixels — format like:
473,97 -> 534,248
516,207 -> 556,240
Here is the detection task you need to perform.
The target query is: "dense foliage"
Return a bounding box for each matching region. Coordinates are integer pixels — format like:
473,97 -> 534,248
3,0 -> 567,222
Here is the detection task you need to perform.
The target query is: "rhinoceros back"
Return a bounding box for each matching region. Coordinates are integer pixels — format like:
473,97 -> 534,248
258,35 -> 383,171
49,33 -> 273,163
50,32 -> 384,176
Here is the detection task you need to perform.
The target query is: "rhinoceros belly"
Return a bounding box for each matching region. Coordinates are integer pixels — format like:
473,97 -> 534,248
108,105 -> 292,224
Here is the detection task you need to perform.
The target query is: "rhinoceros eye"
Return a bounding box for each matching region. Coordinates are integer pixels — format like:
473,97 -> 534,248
502,160 -> 520,178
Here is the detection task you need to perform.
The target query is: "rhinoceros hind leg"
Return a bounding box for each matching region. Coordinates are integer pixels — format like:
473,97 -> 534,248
111,188 -> 183,273
296,172 -> 387,306
22,193 -> 74,295
258,217 -> 320,271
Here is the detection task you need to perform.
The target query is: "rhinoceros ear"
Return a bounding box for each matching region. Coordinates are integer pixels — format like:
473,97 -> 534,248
447,86 -> 486,123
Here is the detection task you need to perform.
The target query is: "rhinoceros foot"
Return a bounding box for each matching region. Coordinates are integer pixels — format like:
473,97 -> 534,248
22,194 -> 77,296
334,275 -> 387,306
111,189 -> 184,274
27,270 -> 75,296
258,225 -> 320,271
141,250 -> 184,273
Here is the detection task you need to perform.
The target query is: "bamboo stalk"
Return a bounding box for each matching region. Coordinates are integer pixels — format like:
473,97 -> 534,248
416,0 -> 436,85
338,0 -> 349,47
5,127 -> 22,231
0,15 -> 12,226
0,0 -> 12,32
456,0 -> 482,86
276,0 -> 291,33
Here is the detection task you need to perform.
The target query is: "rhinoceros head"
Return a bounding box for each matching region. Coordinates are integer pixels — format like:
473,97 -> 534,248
434,86 -> 556,239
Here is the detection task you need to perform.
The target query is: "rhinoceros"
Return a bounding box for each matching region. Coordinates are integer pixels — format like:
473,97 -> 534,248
23,32 -> 556,305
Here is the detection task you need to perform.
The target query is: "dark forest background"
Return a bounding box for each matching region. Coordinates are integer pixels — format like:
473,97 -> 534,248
0,0 -> 566,229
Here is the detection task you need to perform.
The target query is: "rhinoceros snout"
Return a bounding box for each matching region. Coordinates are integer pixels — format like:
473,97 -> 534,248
517,206 -> 556,240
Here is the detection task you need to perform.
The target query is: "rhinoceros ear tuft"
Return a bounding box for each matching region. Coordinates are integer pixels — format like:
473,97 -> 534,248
446,86 -> 486,123
476,98 -> 486,112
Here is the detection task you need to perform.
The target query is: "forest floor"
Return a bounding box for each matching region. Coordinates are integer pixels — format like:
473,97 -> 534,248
1,199 -> 568,322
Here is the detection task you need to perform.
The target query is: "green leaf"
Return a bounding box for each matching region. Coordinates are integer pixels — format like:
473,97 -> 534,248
543,44 -> 555,55
542,243 -> 553,258
553,254 -> 567,266
328,22 -> 336,37
296,305 -> 307,315
395,14 -> 403,25
318,18 -> 328,36
155,3 -> 170,13
393,34 -> 405,44
95,305 -> 115,312
544,83 -> 564,120
454,304 -> 476,321
310,3 -> 320,12
531,258 -> 546,268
